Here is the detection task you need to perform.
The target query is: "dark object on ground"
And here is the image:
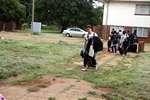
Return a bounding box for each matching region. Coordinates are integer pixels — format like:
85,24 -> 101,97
80,50 -> 95,67
129,43 -> 137,53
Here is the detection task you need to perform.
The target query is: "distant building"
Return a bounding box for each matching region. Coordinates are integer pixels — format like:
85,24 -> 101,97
99,0 -> 150,43
0,4 -> 25,31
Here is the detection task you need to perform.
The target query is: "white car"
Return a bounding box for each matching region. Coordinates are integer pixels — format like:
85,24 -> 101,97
62,28 -> 87,38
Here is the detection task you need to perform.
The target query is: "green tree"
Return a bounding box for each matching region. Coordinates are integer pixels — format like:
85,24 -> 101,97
19,0 -> 31,21
30,0 -> 101,32
0,0 -> 26,30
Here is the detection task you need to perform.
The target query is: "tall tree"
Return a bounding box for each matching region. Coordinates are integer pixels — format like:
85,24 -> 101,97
30,0 -> 101,32
0,0 -> 26,30
19,0 -> 31,21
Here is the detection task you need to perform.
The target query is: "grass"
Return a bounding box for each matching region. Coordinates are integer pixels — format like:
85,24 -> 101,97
102,51 -> 150,100
60,85 -> 75,93
48,97 -> 56,100
78,97 -> 88,100
38,84 -> 48,88
88,91 -> 97,95
145,43 -> 150,46
27,87 -> 39,92
0,38 -> 82,84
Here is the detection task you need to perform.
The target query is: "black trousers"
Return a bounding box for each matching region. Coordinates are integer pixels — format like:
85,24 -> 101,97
112,46 -> 117,53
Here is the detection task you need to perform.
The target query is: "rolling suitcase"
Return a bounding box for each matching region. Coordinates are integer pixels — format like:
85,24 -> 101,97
129,43 -> 137,53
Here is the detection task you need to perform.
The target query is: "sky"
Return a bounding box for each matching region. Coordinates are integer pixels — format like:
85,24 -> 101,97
92,0 -> 103,8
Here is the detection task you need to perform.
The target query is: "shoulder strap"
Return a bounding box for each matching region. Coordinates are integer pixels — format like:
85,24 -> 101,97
87,34 -> 89,39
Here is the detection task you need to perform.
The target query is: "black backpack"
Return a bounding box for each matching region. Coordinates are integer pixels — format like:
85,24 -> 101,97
113,34 -> 118,44
87,33 -> 103,52
93,33 -> 103,52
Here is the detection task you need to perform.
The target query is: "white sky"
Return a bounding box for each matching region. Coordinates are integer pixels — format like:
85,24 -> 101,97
92,0 -> 103,8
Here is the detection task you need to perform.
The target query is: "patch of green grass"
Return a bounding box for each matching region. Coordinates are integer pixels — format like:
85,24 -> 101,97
102,51 -> 150,100
145,43 -> 150,46
48,97 -> 56,100
0,39 -> 81,83
53,77 -> 56,81
78,97 -> 88,100
60,85 -> 75,93
38,84 -> 48,88
27,87 -> 39,92
88,91 -> 97,95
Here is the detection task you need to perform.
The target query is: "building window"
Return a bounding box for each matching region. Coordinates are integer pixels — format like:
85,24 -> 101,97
110,26 -> 124,34
133,27 -> 148,37
135,4 -> 150,15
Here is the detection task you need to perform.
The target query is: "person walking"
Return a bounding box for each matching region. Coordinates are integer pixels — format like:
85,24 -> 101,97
111,31 -> 118,54
81,25 -> 98,71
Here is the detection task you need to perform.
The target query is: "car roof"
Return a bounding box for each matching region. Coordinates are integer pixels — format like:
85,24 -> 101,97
68,28 -> 84,31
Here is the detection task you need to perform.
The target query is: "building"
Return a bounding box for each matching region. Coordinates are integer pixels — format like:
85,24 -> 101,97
0,4 -> 25,31
100,0 -> 150,43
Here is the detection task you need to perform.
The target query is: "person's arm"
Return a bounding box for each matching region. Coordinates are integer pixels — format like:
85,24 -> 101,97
84,41 -> 86,48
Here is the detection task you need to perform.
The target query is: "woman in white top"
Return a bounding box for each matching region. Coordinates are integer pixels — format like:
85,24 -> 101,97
82,25 -> 98,71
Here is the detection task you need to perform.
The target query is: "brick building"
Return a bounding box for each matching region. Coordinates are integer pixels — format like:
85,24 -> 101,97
0,21 -> 22,31
99,0 -> 150,43
0,4 -> 25,31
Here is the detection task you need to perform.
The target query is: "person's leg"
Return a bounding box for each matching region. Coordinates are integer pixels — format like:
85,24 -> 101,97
123,49 -> 125,56
114,46 -> 117,53
82,54 -> 88,71
112,46 -> 114,53
90,53 -> 98,70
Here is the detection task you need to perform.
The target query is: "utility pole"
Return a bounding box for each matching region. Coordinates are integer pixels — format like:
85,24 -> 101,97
31,0 -> 34,35
105,0 -> 109,39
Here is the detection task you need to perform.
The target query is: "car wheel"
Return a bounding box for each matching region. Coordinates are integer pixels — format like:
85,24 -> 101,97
82,34 -> 85,38
66,33 -> 70,37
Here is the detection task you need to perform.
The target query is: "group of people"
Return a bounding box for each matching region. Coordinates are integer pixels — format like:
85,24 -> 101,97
80,25 -> 139,71
108,29 -> 138,56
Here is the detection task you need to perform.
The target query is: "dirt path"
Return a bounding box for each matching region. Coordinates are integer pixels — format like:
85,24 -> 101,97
0,33 -> 82,44
0,76 -> 107,100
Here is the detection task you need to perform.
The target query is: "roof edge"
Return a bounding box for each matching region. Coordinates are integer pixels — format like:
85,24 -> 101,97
99,0 -> 150,3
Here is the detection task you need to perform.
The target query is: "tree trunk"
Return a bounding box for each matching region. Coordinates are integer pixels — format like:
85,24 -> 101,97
3,23 -> 6,31
61,26 -> 67,33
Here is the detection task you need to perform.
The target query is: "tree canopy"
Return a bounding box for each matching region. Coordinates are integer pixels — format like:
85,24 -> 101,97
0,0 -> 26,22
31,0 -> 102,32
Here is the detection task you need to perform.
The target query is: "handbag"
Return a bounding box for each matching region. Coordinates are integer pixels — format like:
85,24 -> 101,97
89,40 -> 94,57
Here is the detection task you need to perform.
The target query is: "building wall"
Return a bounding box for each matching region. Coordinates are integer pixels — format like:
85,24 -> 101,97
0,21 -> 13,31
16,22 -> 22,30
102,1 -> 150,42
93,26 -> 102,37
0,21 -> 22,31
103,1 -> 150,27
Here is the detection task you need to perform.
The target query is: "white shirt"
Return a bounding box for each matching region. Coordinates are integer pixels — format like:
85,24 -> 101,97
84,32 -> 98,41
119,32 -> 122,36
120,34 -> 129,48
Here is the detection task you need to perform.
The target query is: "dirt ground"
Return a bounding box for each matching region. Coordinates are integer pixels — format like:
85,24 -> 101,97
0,32 -> 149,100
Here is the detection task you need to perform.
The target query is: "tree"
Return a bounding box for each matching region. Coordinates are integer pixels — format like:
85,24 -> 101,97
19,0 -> 31,21
30,0 -> 101,32
0,0 -> 26,30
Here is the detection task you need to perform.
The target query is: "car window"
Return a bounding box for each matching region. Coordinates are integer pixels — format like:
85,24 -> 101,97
75,29 -> 82,32
69,29 -> 75,31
